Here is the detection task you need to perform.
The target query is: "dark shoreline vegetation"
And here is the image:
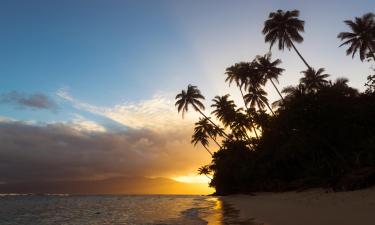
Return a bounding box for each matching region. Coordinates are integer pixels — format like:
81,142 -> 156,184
176,10 -> 375,195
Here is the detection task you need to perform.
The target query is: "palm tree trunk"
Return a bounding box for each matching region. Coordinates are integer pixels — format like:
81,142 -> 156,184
289,40 -> 311,69
266,103 -> 275,116
257,99 -> 275,116
270,79 -> 284,101
203,145 -> 213,156
196,108 -> 230,139
207,133 -> 222,148
239,88 -> 260,139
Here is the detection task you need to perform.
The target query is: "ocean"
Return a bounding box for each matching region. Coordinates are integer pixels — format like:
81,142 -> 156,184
0,194 -> 259,225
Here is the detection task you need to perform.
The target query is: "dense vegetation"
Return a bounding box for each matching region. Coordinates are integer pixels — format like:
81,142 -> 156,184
176,10 -> 375,195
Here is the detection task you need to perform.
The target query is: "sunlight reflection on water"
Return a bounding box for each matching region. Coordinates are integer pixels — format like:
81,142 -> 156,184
0,194 -> 260,225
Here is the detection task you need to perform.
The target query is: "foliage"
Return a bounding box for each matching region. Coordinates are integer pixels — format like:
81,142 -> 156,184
176,10 -> 375,194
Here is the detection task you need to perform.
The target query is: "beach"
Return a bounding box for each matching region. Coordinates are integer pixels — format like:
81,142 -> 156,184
222,187 -> 375,225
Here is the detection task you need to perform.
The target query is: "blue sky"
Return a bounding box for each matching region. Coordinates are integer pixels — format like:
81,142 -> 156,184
0,0 -> 374,187
0,0 -> 373,124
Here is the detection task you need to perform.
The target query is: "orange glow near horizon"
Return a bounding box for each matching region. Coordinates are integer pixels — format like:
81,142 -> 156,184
172,174 -> 211,184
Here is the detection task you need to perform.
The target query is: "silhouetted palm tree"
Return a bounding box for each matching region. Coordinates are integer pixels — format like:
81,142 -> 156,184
191,129 -> 213,156
338,13 -> 375,61
255,53 -> 285,100
282,84 -> 308,99
211,95 -> 237,127
263,9 -> 311,68
225,62 -> 260,138
194,117 -> 222,148
244,86 -> 275,115
198,165 -> 212,180
300,68 -> 330,92
230,109 -> 254,142
175,84 -> 229,138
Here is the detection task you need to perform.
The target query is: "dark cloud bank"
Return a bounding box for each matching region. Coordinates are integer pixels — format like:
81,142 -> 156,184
0,121 -> 208,194
0,91 -> 58,111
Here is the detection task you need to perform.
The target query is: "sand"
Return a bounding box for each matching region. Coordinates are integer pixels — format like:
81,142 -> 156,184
222,187 -> 375,225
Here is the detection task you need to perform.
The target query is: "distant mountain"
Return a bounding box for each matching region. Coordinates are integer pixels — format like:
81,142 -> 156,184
0,176 -> 213,195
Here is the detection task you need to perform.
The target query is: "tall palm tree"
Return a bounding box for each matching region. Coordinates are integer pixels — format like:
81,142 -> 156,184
225,62 -> 260,138
263,9 -> 311,68
300,67 -> 330,92
244,86 -> 275,115
175,84 -> 229,138
197,165 -> 212,180
255,53 -> 285,100
211,95 -> 237,127
338,13 -> 375,61
194,117 -> 222,148
191,129 -> 213,156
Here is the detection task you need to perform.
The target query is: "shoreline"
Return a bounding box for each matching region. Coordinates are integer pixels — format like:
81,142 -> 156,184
221,187 -> 375,225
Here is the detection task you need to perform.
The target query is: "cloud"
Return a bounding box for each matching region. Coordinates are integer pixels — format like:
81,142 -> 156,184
56,89 -> 195,130
0,91 -> 58,111
0,120 -> 210,185
69,114 -> 107,132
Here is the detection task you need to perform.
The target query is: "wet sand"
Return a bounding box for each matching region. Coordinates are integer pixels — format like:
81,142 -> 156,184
222,187 -> 375,225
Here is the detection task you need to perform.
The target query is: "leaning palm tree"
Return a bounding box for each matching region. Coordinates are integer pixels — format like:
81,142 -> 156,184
194,117 -> 222,148
225,62 -> 260,138
244,86 -> 275,115
197,165 -> 212,180
175,84 -> 229,138
338,13 -> 375,61
211,95 -> 237,128
300,67 -> 330,92
191,130 -> 213,156
263,9 -> 311,68
255,53 -> 285,100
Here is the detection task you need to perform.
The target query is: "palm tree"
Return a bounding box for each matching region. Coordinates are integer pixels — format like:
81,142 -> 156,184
225,62 -> 260,138
263,9 -> 311,68
244,86 -> 275,115
338,13 -> 375,61
197,165 -> 212,180
211,95 -> 237,127
255,53 -> 285,100
300,67 -> 330,92
194,117 -> 222,148
175,84 -> 229,138
282,84 -> 308,100
191,129 -> 213,156
230,109 -> 254,142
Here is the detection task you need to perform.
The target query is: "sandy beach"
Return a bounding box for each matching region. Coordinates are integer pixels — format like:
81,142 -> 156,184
222,187 -> 375,225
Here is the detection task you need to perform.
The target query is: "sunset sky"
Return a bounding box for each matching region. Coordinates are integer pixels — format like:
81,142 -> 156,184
0,0 -> 373,194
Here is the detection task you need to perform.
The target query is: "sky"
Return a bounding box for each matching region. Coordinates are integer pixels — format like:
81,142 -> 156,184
0,0 -> 374,194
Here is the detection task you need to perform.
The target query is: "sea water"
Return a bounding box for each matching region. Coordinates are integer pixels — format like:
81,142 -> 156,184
0,194 -> 259,225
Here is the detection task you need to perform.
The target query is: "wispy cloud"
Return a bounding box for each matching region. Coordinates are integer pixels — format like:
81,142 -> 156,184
0,91 -> 58,111
56,89 -> 194,131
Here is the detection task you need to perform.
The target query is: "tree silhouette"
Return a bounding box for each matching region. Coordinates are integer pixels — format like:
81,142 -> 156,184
211,95 -> 237,128
191,129 -> 213,156
263,9 -> 311,68
255,53 -> 285,100
244,86 -> 275,115
198,165 -> 212,180
338,13 -> 375,61
300,67 -> 330,92
194,117 -> 222,148
225,62 -> 260,138
175,84 -> 229,138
